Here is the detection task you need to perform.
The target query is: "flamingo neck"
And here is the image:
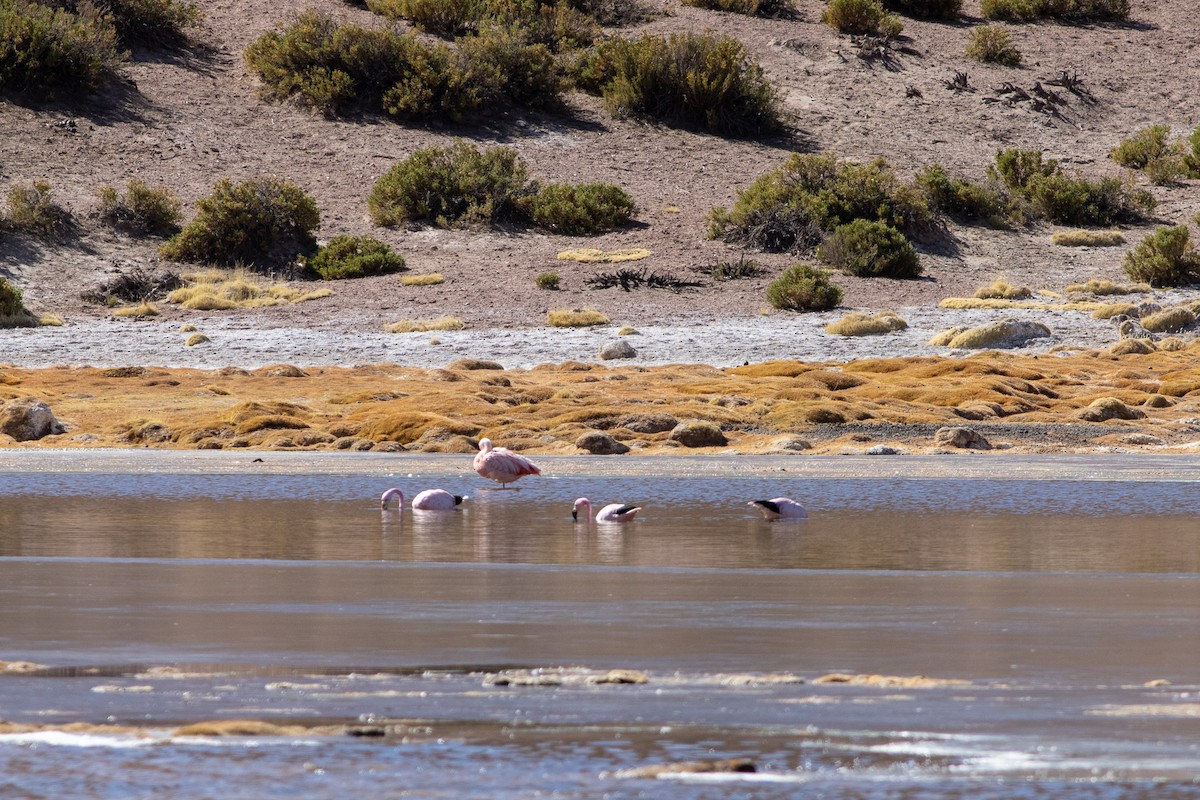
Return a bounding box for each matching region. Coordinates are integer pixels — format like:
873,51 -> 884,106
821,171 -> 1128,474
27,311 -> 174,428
381,488 -> 404,510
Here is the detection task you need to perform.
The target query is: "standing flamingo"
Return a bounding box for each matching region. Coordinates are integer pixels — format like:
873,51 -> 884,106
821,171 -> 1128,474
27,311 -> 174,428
748,497 -> 808,520
381,488 -> 467,511
473,438 -> 541,488
573,497 -> 642,523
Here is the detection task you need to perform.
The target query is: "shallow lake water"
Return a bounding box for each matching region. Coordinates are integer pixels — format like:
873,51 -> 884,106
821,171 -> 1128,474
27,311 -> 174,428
2,453 -> 1200,799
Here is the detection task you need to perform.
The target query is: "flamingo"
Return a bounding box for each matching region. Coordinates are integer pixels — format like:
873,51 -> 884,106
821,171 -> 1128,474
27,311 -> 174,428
573,497 -> 642,523
473,438 -> 541,488
380,488 -> 467,511
748,497 -> 808,520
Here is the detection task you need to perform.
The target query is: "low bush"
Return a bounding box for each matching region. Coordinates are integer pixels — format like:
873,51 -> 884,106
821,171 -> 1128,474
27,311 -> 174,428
965,25 -> 1021,66
710,153 -> 935,253
577,32 -> 783,137
527,183 -> 636,235
882,0 -> 960,17
821,0 -> 902,34
96,180 -> 182,236
916,165 -> 1020,227
103,0 -> 201,49
160,178 -> 320,269
1111,125 -> 1173,169
819,219 -> 922,278
4,180 -> 71,236
1187,127 -> 1200,177
365,0 -> 488,37
535,271 -> 561,289
306,235 -> 407,280
0,276 -> 23,316
681,0 -> 796,17
365,0 -> 607,47
368,141 -> 529,228
989,148 -> 1154,226
765,264 -> 843,311
981,0 -> 1128,20
1122,226 -> 1200,287
0,0 -> 124,95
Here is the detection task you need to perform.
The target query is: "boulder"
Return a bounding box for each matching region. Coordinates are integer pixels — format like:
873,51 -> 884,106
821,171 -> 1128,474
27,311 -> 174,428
0,398 -> 65,441
575,431 -> 630,455
614,413 -> 678,433
934,426 -> 992,450
1078,397 -> 1145,422
668,421 -> 727,447
598,340 -> 636,360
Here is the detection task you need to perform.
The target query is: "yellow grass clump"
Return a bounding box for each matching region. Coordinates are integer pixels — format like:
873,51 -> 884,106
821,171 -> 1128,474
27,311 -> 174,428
168,270 -> 331,310
36,313 -> 64,326
401,273 -> 444,286
384,316 -> 465,333
1053,230 -> 1126,247
1067,278 -> 1150,296
974,280 -> 1032,300
185,333 -> 210,346
617,326 -> 638,336
1141,307 -> 1197,333
1091,303 -> 1139,320
113,302 -> 159,318
557,248 -> 652,263
939,297 -> 1103,312
548,308 -> 610,327
825,311 -> 907,337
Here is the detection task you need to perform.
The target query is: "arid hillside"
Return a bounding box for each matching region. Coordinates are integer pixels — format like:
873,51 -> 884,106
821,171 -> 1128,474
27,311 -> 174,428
0,0 -> 1197,333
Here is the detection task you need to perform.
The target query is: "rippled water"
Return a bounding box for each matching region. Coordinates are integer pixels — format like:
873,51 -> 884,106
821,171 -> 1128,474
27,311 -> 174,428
2,454 -> 1200,799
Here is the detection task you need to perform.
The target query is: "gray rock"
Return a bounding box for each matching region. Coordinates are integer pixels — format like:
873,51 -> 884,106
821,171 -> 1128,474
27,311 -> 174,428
865,445 -> 900,455
614,413 -> 678,433
934,426 -> 992,450
0,398 -> 66,441
598,340 -> 636,360
575,430 -> 630,455
668,421 -> 728,447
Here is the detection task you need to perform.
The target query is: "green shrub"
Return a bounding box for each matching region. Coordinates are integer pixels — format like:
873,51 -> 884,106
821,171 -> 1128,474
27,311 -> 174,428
366,0 -> 488,37
104,0 -> 200,48
160,178 -> 320,268
578,32 -> 782,137
365,0 -> 605,47
0,0 -> 124,94
1111,125 -> 1173,169
681,0 -> 796,17
527,182 -> 635,234
97,180 -> 182,236
1187,127 -> 1200,177
306,235 -> 406,279
0,276 -> 23,316
981,0 -> 1128,20
766,264 -> 843,311
819,219 -> 922,278
989,149 -> 1154,226
4,180 -> 70,236
881,0 -> 960,17
965,25 -> 1021,66
368,140 -> 529,228
917,165 -> 1019,227
535,271 -> 560,289
821,0 -> 903,35
244,12 -> 562,120
1122,226 -> 1200,288
710,153 -> 935,252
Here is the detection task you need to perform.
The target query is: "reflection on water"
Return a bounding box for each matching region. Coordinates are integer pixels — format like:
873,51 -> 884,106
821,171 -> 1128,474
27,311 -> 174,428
2,461 -> 1200,798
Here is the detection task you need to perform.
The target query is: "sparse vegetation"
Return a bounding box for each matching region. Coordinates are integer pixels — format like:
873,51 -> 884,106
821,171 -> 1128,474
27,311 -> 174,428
965,25 -> 1021,66
1053,230 -> 1126,247
585,268 -> 703,292
765,264 -> 843,311
989,148 -> 1154,226
96,180 -> 182,237
819,219 -> 922,279
882,0 -> 960,17
821,0 -> 903,35
974,279 -> 1032,300
708,256 -> 766,281
557,248 -> 651,263
980,0 -> 1128,21
305,235 -> 406,280
681,0 -> 795,17
548,308 -> 610,326
825,310 -> 907,336
3,180 -> 71,237
160,178 -> 320,270
1111,125 -> 1190,186
535,272 -> 561,290
1122,226 -> 1200,287
576,32 -> 783,137
384,315 -> 465,333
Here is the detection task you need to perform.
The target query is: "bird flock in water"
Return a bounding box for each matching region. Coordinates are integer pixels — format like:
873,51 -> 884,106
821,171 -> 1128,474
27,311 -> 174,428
380,438 -> 808,522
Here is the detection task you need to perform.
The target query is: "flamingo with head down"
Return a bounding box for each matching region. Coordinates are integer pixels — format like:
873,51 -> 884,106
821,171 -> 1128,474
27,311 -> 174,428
573,497 -> 641,523
381,488 -> 467,511
473,438 -> 541,488
748,497 -> 808,520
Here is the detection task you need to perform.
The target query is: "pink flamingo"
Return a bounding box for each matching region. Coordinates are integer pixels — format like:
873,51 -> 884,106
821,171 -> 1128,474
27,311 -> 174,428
748,498 -> 808,520
380,488 -> 467,511
573,497 -> 642,523
473,438 -> 541,488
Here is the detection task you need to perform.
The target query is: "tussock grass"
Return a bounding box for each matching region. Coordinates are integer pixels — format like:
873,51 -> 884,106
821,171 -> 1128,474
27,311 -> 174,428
974,280 -> 1032,300
617,326 -> 638,335
113,302 -> 159,318
384,316 -> 465,333
557,248 -> 651,263
168,270 -> 331,311
1141,307 -> 1197,333
939,297 -> 1103,312
1053,230 -> 1126,247
548,308 -> 610,327
36,313 -> 64,327
185,333 -> 210,346
825,311 -> 907,336
1091,303 -> 1139,320
401,273 -> 445,286
1066,278 -> 1148,296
